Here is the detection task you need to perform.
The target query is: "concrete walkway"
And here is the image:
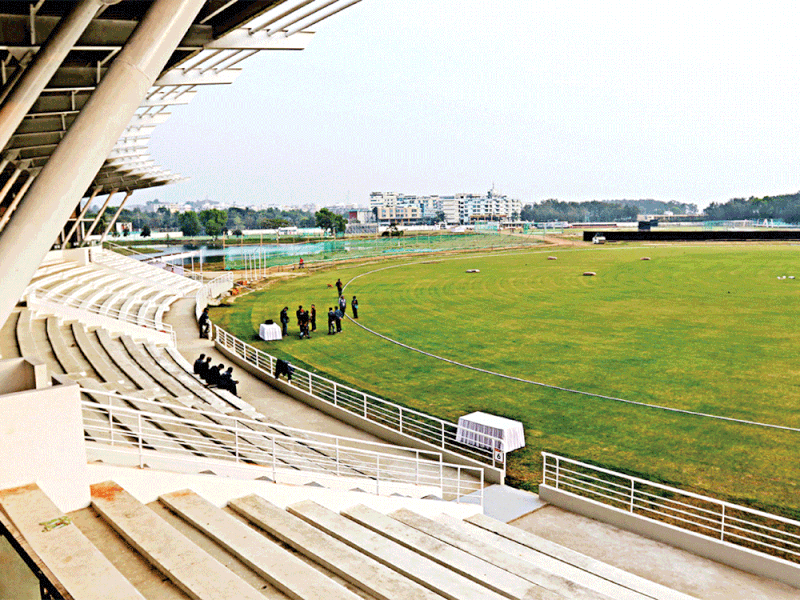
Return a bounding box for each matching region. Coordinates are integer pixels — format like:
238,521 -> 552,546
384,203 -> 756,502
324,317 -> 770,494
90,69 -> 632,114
512,505 -> 799,600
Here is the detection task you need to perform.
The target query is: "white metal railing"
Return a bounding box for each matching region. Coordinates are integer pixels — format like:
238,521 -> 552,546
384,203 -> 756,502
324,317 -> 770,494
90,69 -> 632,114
95,248 -> 204,291
195,273 -> 235,319
79,389 -> 483,504
542,452 -> 800,564
27,289 -> 176,346
215,324 -> 506,471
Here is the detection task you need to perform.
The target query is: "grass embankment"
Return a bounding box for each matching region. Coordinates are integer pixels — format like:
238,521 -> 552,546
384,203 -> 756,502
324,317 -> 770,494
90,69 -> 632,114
210,244 -> 800,516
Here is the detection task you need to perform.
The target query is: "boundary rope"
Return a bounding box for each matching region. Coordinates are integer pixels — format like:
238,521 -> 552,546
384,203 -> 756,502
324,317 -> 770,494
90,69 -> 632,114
342,249 -> 800,434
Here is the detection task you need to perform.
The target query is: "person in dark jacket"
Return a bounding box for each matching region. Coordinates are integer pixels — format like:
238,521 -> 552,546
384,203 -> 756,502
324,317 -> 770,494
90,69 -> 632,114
193,353 -> 206,374
279,307 -> 289,336
351,296 -> 359,319
207,363 -> 223,386
310,304 -> 317,331
327,307 -> 336,334
338,294 -> 347,315
198,356 -> 212,381
296,305 -> 303,327
198,307 -> 210,338
335,278 -> 343,296
334,307 -> 343,332
218,367 -> 238,396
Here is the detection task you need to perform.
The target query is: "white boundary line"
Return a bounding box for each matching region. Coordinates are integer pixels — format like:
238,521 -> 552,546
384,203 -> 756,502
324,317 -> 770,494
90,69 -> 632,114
341,245 -> 800,434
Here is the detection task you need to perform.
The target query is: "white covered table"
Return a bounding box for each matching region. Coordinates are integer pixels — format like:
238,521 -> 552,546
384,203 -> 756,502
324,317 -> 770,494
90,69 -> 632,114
456,411 -> 525,452
258,323 -> 282,341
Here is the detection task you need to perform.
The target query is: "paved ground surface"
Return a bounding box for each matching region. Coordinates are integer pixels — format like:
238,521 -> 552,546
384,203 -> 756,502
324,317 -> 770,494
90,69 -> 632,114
513,505 -> 799,599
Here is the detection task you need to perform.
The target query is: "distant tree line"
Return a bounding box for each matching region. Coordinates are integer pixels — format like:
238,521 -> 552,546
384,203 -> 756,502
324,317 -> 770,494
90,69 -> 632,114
88,205 -> 318,237
520,199 -> 697,222
705,193 -> 800,223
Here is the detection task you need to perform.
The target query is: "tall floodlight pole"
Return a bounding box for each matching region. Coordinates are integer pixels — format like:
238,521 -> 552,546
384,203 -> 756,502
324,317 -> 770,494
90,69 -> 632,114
0,0 -> 106,151
0,0 -> 207,329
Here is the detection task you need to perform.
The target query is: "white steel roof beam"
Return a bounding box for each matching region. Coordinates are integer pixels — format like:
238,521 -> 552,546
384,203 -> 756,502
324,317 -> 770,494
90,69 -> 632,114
287,0 -> 363,36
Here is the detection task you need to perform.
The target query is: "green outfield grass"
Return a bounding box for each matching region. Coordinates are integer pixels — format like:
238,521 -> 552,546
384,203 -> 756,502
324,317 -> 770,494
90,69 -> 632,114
210,244 -> 800,516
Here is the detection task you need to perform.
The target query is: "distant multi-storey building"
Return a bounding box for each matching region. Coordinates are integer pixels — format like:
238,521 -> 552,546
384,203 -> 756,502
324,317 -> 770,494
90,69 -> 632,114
370,188 -> 521,225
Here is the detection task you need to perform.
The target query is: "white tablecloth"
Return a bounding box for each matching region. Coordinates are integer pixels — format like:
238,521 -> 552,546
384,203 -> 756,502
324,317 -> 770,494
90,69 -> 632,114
259,323 -> 282,341
456,411 -> 525,452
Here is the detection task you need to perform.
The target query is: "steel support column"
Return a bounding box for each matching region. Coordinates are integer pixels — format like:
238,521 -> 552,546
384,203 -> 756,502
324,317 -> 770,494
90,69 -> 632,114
98,190 -> 133,245
0,0 -> 106,151
0,172 -> 35,234
0,164 -> 27,203
80,189 -> 117,246
0,0 -> 207,328
63,187 -> 100,245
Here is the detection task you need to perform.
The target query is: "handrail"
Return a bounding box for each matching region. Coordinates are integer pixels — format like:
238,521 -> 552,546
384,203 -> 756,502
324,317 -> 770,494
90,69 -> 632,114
541,452 -> 800,563
214,324 -> 506,470
80,390 -> 484,504
195,272 -> 235,319
27,289 -> 176,346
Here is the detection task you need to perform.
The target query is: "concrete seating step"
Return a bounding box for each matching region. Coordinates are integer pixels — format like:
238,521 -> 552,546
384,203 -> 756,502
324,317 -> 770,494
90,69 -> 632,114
159,490 -> 362,600
286,499 -> 509,600
89,481 -> 267,600
463,513 -> 696,600
78,385 -> 191,455
392,508 -> 615,600
16,308 -> 39,357
28,313 -> 65,375
46,316 -> 88,376
120,335 -> 201,401
72,323 -> 137,392
0,483 -> 145,600
229,494 -> 445,600
158,345 -> 258,415
96,329 -> 163,395
24,265 -> 95,295
0,309 -> 21,358
131,340 -> 232,414
343,504 -> 564,600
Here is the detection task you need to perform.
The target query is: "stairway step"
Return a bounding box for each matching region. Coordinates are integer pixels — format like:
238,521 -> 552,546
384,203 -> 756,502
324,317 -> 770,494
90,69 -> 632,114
0,483 -> 144,600
89,481 -> 266,600
229,494 -> 443,600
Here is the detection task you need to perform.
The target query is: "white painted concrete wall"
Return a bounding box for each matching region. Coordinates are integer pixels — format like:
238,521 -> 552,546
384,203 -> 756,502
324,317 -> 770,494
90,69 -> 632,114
0,377 -> 89,513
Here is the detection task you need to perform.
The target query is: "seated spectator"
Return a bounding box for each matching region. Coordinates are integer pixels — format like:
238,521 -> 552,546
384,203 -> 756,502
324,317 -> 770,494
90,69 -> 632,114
219,367 -> 238,396
193,354 -> 205,374
198,356 -> 212,381
207,363 -> 223,386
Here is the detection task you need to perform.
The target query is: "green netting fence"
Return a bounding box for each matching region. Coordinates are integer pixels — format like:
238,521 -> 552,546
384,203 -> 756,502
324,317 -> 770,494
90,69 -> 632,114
223,232 -> 542,273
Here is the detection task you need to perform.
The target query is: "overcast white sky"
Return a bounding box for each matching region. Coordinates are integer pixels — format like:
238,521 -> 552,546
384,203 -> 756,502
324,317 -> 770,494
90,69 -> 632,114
132,0 -> 800,209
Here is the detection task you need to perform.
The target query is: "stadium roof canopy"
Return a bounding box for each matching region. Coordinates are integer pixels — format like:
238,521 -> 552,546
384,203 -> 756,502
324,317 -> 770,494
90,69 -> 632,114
0,0 -> 361,330
0,0 -> 359,197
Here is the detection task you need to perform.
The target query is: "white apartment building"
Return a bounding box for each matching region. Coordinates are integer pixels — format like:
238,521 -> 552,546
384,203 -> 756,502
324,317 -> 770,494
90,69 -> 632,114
370,188 -> 521,225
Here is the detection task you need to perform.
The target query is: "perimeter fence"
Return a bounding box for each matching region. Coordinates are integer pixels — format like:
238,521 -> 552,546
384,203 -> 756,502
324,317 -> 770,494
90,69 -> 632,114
223,232 -> 541,274
542,452 -> 800,565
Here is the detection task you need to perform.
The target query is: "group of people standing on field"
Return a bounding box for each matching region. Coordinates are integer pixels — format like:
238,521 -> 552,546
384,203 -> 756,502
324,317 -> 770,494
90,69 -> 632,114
278,277 -> 359,339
